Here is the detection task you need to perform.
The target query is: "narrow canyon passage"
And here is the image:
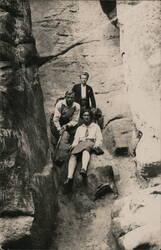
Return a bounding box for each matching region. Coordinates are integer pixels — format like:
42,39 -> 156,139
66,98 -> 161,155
30,1 -> 161,250
0,0 -> 160,249
30,2 -> 139,249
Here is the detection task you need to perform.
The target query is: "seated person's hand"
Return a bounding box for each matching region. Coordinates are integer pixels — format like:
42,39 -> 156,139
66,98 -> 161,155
59,125 -> 67,135
69,144 -> 75,151
69,144 -> 74,151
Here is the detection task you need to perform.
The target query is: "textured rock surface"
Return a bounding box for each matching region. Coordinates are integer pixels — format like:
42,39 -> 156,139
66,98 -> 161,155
0,216 -> 33,247
117,0 -> 161,173
112,185 -> 161,250
31,163 -> 59,249
102,92 -> 138,156
103,117 -> 137,156
108,1 -> 161,249
0,0 -> 58,248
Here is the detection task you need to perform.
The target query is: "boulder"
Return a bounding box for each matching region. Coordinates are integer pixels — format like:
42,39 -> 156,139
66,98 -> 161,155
112,185 -> 161,250
103,117 -> 138,156
0,216 -> 33,249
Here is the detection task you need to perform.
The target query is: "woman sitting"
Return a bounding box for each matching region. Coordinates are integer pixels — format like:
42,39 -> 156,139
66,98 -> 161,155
64,109 -> 103,191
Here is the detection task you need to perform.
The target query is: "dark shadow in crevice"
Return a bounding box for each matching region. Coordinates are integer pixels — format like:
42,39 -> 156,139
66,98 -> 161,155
134,243 -> 153,250
2,236 -> 32,250
115,147 -> 129,157
100,0 -> 116,16
99,0 -> 118,27
0,210 -> 34,218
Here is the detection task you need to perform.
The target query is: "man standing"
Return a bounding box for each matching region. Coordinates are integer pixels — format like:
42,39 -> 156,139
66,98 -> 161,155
72,72 -> 96,114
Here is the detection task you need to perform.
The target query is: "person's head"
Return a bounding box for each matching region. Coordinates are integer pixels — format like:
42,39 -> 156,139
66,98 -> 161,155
80,72 -> 89,86
65,90 -> 75,106
82,109 -> 93,125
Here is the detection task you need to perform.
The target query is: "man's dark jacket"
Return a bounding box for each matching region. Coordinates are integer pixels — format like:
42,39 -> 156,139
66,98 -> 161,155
72,84 -> 96,108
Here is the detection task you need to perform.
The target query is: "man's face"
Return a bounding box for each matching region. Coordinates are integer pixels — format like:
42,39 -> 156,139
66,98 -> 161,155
80,74 -> 88,86
83,112 -> 91,124
66,95 -> 74,106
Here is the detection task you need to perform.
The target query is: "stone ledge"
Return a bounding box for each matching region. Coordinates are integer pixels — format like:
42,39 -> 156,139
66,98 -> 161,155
0,216 -> 33,249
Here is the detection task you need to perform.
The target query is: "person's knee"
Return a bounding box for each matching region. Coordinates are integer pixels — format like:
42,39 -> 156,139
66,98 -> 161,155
82,150 -> 90,157
69,154 -> 77,162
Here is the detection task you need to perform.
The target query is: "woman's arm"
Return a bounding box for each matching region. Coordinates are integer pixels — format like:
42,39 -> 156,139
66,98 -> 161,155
94,125 -> 103,147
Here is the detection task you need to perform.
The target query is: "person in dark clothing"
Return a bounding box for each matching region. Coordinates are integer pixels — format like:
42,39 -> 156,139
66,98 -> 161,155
72,72 -> 96,115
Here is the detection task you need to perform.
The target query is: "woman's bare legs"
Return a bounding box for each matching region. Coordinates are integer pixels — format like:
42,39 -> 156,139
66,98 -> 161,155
81,150 -> 90,172
67,154 -> 77,179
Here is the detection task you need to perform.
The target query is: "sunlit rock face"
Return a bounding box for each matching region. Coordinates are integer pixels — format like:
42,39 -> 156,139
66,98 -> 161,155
112,185 -> 161,250
117,0 -> 161,175
0,0 -> 58,248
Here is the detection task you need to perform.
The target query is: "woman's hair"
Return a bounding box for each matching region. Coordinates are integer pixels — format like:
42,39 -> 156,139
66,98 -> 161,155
82,109 -> 93,119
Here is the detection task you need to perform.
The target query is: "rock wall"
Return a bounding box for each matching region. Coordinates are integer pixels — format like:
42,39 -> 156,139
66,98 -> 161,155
0,0 -> 58,249
112,185 -> 161,250
110,1 -> 161,249
117,0 -> 161,173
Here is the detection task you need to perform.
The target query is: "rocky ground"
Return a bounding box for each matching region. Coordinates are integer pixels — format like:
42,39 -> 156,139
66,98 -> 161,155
49,156 -> 140,250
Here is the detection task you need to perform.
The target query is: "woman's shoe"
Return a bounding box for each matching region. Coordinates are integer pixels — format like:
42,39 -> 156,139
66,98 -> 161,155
63,178 -> 73,193
80,169 -> 87,178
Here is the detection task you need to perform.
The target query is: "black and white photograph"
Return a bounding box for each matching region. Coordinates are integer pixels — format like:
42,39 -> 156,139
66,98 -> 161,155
0,0 -> 160,249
